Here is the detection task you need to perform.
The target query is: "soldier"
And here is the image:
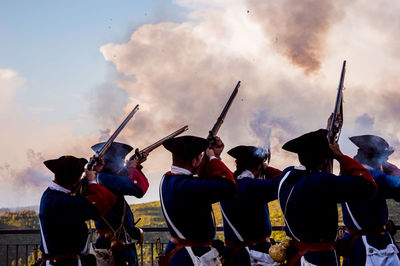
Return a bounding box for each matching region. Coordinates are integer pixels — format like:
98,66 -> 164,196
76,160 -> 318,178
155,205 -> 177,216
38,155 -> 117,266
341,135 -> 400,265
278,129 -> 377,266
159,135 -> 236,265
219,145 -> 282,266
92,142 -> 149,266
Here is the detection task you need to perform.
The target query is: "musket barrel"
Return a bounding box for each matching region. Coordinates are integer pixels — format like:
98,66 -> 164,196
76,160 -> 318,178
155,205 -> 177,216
128,125 -> 189,161
99,104 -> 140,157
140,125 -> 189,154
88,104 -> 139,170
208,81 -> 240,140
328,61 -> 346,144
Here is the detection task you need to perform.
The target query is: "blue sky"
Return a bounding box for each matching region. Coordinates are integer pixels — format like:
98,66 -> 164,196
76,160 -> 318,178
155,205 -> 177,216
0,0 -> 187,125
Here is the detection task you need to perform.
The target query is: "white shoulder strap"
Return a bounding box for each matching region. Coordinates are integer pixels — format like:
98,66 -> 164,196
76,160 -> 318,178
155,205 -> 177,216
219,203 -> 244,242
39,220 -> 49,254
277,170 -> 291,196
160,175 -> 205,265
220,202 -> 255,258
277,170 -> 300,241
344,202 -> 362,230
159,175 -> 186,239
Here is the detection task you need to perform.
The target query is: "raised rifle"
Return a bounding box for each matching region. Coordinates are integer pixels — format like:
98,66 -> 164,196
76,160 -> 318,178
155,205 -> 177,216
88,104 -> 140,169
328,60 -> 346,144
129,125 -> 189,160
206,81 -> 240,144
75,104 -> 140,195
327,60 -> 346,172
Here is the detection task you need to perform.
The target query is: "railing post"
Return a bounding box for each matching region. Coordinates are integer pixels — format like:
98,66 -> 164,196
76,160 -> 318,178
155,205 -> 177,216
25,245 -> 28,266
140,244 -> 143,266
33,245 -> 38,264
151,243 -> 154,265
6,245 -> 9,266
16,244 -> 19,266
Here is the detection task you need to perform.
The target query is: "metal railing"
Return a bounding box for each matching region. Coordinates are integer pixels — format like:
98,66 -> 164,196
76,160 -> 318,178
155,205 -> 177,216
0,227 -> 173,266
1,226 -> 399,266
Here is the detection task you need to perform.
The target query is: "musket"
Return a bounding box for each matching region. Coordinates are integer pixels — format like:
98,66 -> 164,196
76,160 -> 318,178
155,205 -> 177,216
87,104 -> 140,170
129,125 -> 189,160
328,60 -> 346,144
257,129 -> 272,179
206,81 -> 240,144
74,104 -> 139,195
326,60 -> 346,173
264,128 -> 272,165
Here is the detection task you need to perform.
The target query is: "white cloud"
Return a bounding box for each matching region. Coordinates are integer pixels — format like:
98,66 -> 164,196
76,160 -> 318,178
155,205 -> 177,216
0,69 -> 25,114
0,69 -> 101,207
98,0 -> 400,199
3,0 -> 400,207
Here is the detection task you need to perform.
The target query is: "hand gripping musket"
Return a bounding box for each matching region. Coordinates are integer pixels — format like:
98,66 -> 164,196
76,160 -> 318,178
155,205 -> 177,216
129,125 -> 189,160
258,128 -> 272,179
75,104 -> 140,195
206,81 -> 240,144
264,128 -> 272,165
327,60 -> 346,172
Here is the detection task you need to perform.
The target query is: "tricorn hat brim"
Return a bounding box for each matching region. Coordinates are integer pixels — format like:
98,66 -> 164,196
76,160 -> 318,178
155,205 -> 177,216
349,135 -> 394,156
282,129 -> 333,158
163,135 -> 208,160
228,145 -> 266,165
44,155 -> 88,185
91,142 -> 133,162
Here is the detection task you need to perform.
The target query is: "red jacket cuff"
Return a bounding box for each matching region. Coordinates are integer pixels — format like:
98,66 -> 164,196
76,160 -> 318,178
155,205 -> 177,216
127,167 -> 149,196
264,166 -> 282,179
205,158 -> 235,183
85,184 -> 117,218
338,155 -> 377,196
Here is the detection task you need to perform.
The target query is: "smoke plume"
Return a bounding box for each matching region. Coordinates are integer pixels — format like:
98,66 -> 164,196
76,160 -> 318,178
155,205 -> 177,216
247,0 -> 346,74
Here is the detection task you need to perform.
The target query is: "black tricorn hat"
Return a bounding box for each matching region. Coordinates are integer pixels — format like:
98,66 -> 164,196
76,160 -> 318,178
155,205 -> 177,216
349,135 -> 394,156
44,155 -> 88,185
228,145 -> 266,165
282,129 -> 333,158
91,142 -> 133,162
163,135 -> 208,160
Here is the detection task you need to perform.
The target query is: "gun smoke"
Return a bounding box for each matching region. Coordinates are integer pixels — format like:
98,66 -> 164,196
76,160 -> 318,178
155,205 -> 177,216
2,0 -> 400,208
246,0 -> 346,74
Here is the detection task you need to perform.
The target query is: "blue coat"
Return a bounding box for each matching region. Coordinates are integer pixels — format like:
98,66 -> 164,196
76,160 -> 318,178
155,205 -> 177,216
220,172 -> 281,266
160,159 -> 236,265
39,182 -> 116,266
95,171 -> 145,266
278,156 -> 376,266
342,167 -> 400,266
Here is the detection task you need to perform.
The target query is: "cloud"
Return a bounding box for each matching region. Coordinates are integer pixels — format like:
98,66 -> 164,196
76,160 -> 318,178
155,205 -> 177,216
354,113 -> 375,134
86,82 -> 130,127
0,149 -> 52,208
246,0 -> 346,74
3,0 -> 400,207
95,0 -> 400,174
0,69 -> 100,207
0,69 -> 25,113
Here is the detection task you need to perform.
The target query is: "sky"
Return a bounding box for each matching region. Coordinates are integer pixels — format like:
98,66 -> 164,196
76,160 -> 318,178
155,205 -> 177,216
1,0 -> 400,208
